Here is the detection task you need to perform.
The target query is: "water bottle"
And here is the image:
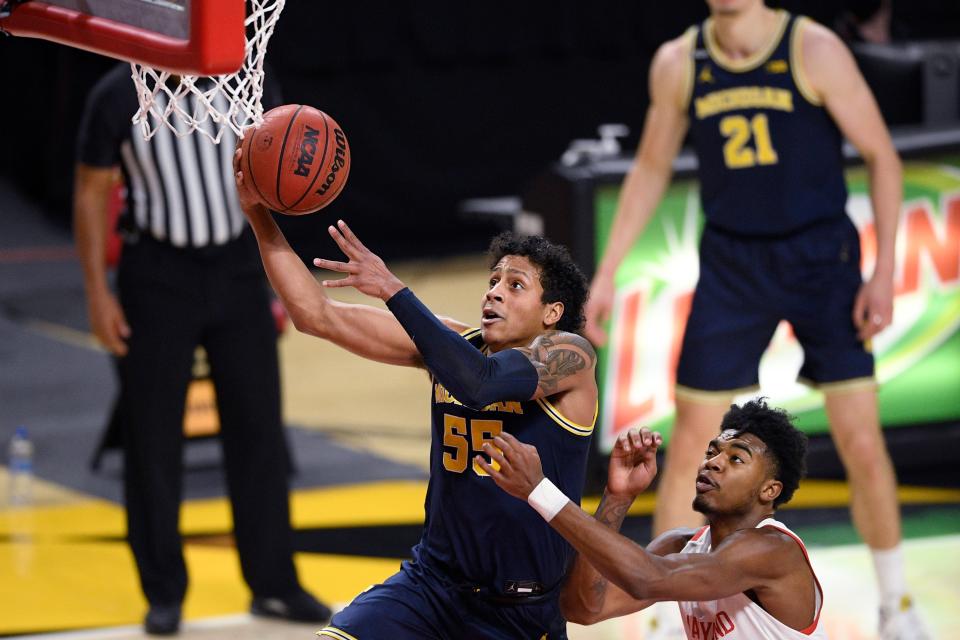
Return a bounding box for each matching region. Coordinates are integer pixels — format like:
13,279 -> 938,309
8,426 -> 34,506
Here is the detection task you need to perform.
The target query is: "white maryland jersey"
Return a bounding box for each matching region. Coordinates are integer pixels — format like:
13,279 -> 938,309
676,517 -> 828,640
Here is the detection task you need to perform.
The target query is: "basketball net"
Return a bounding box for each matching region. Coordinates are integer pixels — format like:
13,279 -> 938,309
130,0 -> 285,144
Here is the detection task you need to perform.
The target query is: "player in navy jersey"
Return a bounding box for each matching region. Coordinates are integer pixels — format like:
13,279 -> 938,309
234,149 -> 597,639
583,1 -> 927,638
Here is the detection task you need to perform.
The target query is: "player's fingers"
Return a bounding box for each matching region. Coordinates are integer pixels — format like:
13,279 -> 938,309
233,147 -> 242,172
115,309 -> 131,339
639,428 -> 652,448
336,220 -> 368,253
498,431 -> 521,446
326,224 -> 358,257
852,288 -> 867,330
859,305 -> 886,340
492,435 -> 514,456
313,257 -> 357,273
482,443 -> 510,470
106,334 -> 128,357
614,432 -> 628,452
321,276 -> 356,288
862,325 -> 882,341
475,456 -> 499,479
629,429 -> 642,450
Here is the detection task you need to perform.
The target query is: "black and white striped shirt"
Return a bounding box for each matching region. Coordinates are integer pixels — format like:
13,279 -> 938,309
78,64 -> 267,249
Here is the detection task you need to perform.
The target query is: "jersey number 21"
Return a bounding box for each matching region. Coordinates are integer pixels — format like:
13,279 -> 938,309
720,113 -> 778,169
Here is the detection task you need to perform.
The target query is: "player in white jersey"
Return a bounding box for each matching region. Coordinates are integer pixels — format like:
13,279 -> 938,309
674,517 -> 825,639
477,399 -> 828,638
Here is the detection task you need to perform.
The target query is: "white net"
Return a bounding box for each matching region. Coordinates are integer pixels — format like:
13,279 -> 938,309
130,0 -> 285,144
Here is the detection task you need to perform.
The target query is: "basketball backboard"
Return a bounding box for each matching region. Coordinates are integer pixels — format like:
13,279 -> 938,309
0,0 -> 244,75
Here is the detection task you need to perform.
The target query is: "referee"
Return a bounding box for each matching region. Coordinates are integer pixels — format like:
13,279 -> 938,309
73,64 -> 330,635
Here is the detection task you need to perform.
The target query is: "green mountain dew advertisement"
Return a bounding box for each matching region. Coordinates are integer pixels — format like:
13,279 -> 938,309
595,155 -> 960,452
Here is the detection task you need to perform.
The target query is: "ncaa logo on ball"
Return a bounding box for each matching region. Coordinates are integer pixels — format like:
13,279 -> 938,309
294,125 -> 321,177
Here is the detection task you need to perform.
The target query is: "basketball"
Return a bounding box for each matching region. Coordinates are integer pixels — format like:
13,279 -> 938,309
241,104 -> 350,215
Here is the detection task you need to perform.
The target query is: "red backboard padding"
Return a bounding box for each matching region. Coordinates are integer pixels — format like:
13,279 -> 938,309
0,0 -> 244,75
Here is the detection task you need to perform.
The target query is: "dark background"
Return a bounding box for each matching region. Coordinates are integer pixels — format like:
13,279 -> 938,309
0,0 -> 956,260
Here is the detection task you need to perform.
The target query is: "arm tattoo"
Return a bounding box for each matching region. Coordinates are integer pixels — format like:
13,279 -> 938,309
596,491 -> 631,531
583,492 -> 631,602
590,573 -> 609,600
520,331 -> 597,395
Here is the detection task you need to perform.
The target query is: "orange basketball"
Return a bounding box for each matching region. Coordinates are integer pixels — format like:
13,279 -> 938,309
241,104 -> 350,215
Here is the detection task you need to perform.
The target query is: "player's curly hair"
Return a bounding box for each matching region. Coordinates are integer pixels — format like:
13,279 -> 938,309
487,232 -> 588,334
719,398 -> 808,508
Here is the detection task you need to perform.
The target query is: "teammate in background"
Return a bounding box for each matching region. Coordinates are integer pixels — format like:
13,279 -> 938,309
479,399 -> 827,639
582,1 -> 926,637
234,148 -> 597,639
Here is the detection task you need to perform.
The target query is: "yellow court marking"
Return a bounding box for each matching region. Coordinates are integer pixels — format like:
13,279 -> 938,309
2,479 -> 958,545
0,481 -> 431,540
0,538 -> 400,635
183,480 -> 432,533
581,479 -> 960,517
0,540 -> 144,634
788,479 -> 960,509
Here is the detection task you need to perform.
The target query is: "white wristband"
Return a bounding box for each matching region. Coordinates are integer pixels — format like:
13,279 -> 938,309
527,478 -> 570,522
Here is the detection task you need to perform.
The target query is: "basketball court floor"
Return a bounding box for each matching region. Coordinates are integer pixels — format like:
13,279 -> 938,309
1,179 -> 958,639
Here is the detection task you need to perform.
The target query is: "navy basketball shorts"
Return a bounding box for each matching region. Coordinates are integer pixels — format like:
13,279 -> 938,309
317,560 -> 567,640
675,216 -> 875,398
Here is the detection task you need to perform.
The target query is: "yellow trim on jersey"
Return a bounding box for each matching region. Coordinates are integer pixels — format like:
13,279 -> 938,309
704,9 -> 789,73
535,397 -> 596,436
679,25 -> 699,111
460,327 -> 482,340
675,384 -> 758,404
799,375 -> 877,394
317,627 -> 360,640
790,16 -> 823,106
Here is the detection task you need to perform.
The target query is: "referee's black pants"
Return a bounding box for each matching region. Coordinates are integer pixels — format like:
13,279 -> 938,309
117,230 -> 300,606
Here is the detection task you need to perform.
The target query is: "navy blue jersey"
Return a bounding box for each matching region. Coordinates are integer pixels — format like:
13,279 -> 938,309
686,12 -> 848,236
412,328 -> 595,596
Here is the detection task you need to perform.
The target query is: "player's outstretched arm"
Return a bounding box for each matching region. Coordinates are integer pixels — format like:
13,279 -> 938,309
234,149 -> 426,367
562,524 -> 694,623
317,219 -> 539,409
584,34 -> 692,346
478,434 -> 808,613
800,20 -> 901,341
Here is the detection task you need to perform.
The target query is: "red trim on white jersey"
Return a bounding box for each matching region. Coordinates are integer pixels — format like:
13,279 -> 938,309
691,525 -> 710,542
757,521 -> 824,635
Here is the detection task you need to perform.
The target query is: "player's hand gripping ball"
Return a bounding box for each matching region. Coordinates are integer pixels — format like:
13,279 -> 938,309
240,104 -> 350,215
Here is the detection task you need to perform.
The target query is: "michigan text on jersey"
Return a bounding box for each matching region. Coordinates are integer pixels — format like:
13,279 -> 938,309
695,86 -> 793,119
433,383 -> 524,414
